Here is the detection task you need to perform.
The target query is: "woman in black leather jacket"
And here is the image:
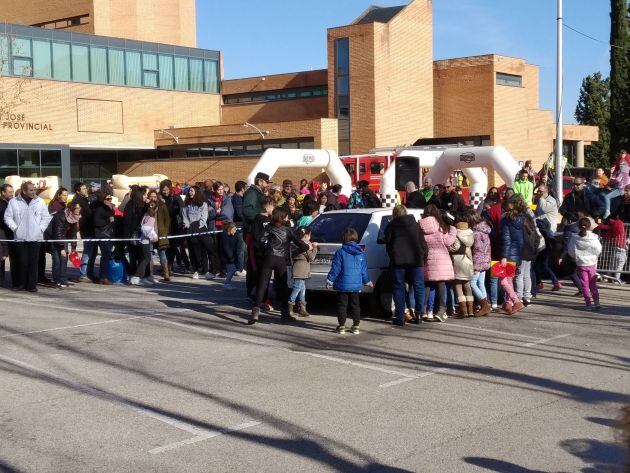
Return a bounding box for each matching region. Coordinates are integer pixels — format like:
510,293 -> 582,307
249,207 -> 311,325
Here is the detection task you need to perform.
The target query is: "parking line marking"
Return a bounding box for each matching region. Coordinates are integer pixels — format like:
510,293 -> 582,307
0,315 -> 154,339
522,334 -> 572,347
378,368 -> 452,389
0,354 -> 260,449
149,421 -> 262,454
296,352 -> 416,378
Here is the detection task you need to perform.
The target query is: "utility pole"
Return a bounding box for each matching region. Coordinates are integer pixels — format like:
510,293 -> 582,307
555,0 -> 564,203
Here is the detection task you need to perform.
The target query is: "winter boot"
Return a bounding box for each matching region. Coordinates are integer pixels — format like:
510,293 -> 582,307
288,302 -> 295,316
161,262 -> 171,282
248,307 -> 260,325
298,303 -> 311,317
456,300 -> 468,319
475,299 -> 491,317
466,297 -> 475,317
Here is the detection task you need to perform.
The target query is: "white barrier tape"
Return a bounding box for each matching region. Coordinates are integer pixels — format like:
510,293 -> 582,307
0,229 -> 224,244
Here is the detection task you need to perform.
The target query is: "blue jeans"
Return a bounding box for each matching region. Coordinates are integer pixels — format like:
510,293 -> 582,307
225,263 -> 237,285
97,242 -> 113,280
51,244 -> 68,283
392,266 -> 425,322
80,241 -> 95,277
490,276 -> 504,306
236,230 -> 246,272
427,281 -> 447,314
446,283 -> 456,310
289,278 -> 306,303
604,188 -> 623,218
471,271 -> 487,300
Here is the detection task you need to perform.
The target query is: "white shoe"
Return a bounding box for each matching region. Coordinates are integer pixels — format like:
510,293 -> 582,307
146,275 -> 158,284
140,278 -> 154,286
423,312 -> 434,321
235,270 -> 247,277
205,272 -> 216,280
192,272 -> 199,280
130,276 -> 141,286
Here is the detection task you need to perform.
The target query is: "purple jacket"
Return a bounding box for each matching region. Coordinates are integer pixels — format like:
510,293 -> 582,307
472,220 -> 492,272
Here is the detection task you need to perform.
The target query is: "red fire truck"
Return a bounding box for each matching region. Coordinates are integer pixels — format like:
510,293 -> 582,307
340,153 -> 395,192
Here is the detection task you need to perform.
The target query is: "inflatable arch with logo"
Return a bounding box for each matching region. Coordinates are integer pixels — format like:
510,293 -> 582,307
246,149 -> 352,196
379,146 -> 521,208
427,146 -> 521,207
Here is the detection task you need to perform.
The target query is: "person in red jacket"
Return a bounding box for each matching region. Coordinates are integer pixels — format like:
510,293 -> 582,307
596,215 -> 628,281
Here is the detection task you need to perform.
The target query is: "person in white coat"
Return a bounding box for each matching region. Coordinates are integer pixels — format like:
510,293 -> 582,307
3,181 -> 51,292
568,217 -> 603,310
534,185 -> 559,233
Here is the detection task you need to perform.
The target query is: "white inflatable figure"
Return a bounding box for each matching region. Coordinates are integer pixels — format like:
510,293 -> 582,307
247,149 -> 352,197
5,175 -> 59,200
110,174 -> 168,202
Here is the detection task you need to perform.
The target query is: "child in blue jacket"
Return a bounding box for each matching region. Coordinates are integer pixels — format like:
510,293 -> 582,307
326,228 -> 372,334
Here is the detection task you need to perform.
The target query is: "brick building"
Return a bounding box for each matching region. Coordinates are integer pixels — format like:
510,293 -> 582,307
0,0 -> 597,188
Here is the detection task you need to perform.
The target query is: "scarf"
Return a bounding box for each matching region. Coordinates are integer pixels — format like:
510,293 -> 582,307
65,207 -> 80,224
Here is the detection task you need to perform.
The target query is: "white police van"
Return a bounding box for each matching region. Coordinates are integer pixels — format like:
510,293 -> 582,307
289,208 -> 423,316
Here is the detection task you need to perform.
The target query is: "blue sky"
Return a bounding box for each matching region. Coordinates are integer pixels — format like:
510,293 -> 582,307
197,0 -> 611,124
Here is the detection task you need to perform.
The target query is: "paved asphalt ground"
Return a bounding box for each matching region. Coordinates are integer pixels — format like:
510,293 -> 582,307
0,270 -> 628,473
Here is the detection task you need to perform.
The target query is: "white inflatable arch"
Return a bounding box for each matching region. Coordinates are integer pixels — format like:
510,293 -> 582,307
379,149 -> 488,208
427,146 -> 521,207
247,149 -> 352,196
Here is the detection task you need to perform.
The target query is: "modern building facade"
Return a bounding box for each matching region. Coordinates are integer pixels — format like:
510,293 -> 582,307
0,0 -> 597,188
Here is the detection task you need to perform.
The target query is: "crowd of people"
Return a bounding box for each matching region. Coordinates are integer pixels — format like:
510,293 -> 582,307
0,149 -> 629,333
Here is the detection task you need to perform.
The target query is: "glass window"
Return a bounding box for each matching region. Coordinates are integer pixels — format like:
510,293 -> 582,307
335,37 -> 349,77
0,149 -> 18,185
214,147 -> 230,156
203,59 -> 219,93
32,39 -> 52,79
158,55 -> 174,89
52,42 -> 71,80
71,44 -> 90,82
142,53 -> 158,87
335,38 -> 351,153
174,56 -> 189,91
18,149 -> 40,178
496,72 -> 522,87
13,58 -> 33,76
199,148 -> 214,157
12,37 -> 32,58
310,213 -> 371,244
376,216 -> 394,244
142,52 -> 157,71
108,49 -> 124,85
41,150 -> 62,177
189,58 -> 203,92
370,162 -> 385,175
0,35 -> 8,75
90,46 -> 107,83
185,148 -> 200,158
125,50 -> 142,86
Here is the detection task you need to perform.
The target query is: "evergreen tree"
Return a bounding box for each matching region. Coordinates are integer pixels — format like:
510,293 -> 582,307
609,0 -> 630,156
575,73 -> 611,168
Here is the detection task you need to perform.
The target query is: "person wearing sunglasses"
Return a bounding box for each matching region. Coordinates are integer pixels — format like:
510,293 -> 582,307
559,177 -> 605,222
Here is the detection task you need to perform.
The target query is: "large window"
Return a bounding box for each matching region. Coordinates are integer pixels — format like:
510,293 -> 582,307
335,38 -> 351,155
224,86 -> 327,104
496,72 -> 522,87
0,25 -> 220,94
0,148 -> 62,184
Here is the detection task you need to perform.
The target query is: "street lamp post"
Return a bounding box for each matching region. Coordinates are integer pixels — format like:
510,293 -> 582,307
555,0 -> 564,203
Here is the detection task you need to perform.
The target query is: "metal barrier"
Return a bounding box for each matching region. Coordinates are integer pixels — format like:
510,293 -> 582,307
595,223 -> 630,284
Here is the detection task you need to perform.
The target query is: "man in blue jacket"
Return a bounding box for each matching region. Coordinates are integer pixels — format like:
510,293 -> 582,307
559,177 -> 605,221
326,228 -> 372,334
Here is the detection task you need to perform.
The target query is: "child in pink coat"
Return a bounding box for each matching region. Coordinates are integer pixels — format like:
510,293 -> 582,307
419,204 -> 457,322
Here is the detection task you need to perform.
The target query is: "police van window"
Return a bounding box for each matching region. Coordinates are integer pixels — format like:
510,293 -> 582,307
360,163 -> 366,174
345,164 -> 355,174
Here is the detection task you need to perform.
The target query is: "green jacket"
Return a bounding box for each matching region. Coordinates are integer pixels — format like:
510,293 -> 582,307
513,179 -> 534,205
242,185 -> 263,225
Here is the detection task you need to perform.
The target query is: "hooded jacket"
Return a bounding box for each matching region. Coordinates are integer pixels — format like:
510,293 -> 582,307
501,214 -> 525,265
472,220 -> 492,272
384,214 -> 428,267
4,195 -> 51,241
419,216 -> 457,281
451,225 -> 474,280
291,245 -> 318,279
568,231 -> 602,267
326,242 -> 370,292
